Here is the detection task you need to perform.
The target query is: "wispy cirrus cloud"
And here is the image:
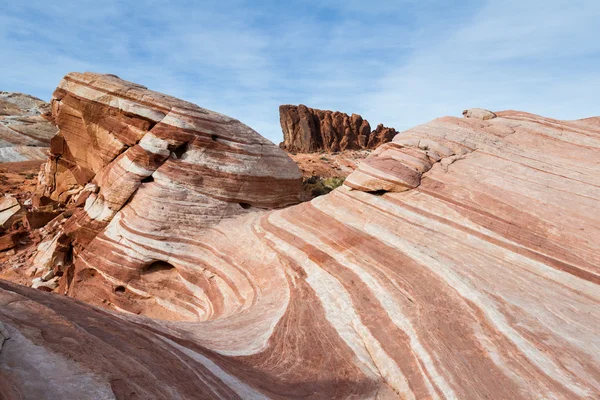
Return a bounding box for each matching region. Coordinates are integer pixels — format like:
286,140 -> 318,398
0,0 -> 598,143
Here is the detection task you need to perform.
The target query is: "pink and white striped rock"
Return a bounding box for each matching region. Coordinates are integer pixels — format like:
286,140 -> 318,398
31,72 -> 302,283
1,73 -> 599,399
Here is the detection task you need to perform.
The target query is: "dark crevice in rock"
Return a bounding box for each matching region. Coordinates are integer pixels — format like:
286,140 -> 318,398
172,143 -> 188,159
114,285 -> 126,295
143,261 -> 175,274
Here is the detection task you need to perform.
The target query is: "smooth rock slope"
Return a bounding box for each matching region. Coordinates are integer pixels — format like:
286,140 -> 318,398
1,74 -> 599,399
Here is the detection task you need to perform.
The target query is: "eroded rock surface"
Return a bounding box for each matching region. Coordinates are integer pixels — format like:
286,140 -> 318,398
12,72 -> 300,316
279,104 -> 395,153
0,92 -> 57,162
1,75 -> 599,399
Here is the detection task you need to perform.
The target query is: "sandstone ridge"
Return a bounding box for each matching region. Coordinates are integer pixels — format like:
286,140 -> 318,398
1,75 -> 599,399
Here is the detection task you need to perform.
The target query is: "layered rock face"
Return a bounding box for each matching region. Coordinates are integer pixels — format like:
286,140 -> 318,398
38,73 -> 302,206
27,72 -> 302,318
2,96 -> 599,399
0,92 -> 57,162
279,104 -> 394,153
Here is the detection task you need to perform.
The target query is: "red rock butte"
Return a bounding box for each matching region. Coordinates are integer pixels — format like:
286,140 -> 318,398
0,73 -> 599,399
279,104 -> 397,153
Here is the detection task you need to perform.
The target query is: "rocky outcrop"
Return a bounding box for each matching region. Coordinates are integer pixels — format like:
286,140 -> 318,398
23,72 -> 302,310
0,92 -> 57,162
2,74 -> 600,399
344,134 -> 471,193
367,123 -> 398,148
38,73 -> 301,206
280,104 -> 395,153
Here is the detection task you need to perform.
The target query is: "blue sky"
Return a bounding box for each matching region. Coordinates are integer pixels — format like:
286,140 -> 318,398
1,0 -> 599,143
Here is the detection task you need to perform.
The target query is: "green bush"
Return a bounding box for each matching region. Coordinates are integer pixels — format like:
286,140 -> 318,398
323,177 -> 345,189
303,176 -> 345,198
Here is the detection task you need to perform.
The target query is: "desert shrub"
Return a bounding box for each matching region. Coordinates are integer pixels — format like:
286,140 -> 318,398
303,176 -> 345,198
323,177 -> 345,189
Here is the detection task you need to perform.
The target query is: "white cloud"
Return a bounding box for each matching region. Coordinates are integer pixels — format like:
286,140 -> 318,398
0,0 -> 598,143
362,0 -> 600,131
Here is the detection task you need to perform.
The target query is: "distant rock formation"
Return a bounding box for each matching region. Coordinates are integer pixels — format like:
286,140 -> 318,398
279,104 -> 395,153
367,123 -> 398,148
0,92 -> 57,162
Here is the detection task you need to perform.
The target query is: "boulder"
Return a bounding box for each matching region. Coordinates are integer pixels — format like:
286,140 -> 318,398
0,232 -> 20,252
32,232 -> 68,271
462,107 -> 497,120
31,276 -> 59,291
0,195 -> 22,229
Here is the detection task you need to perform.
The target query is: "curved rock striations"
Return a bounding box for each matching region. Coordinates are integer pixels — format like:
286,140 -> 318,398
280,104 -> 394,153
0,92 -> 57,162
27,72 -> 302,317
0,280 -> 275,400
2,85 -> 600,398
39,73 -> 302,206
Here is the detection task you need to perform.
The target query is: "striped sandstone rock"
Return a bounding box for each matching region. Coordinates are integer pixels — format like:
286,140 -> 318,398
1,74 -> 599,398
32,72 -> 302,273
